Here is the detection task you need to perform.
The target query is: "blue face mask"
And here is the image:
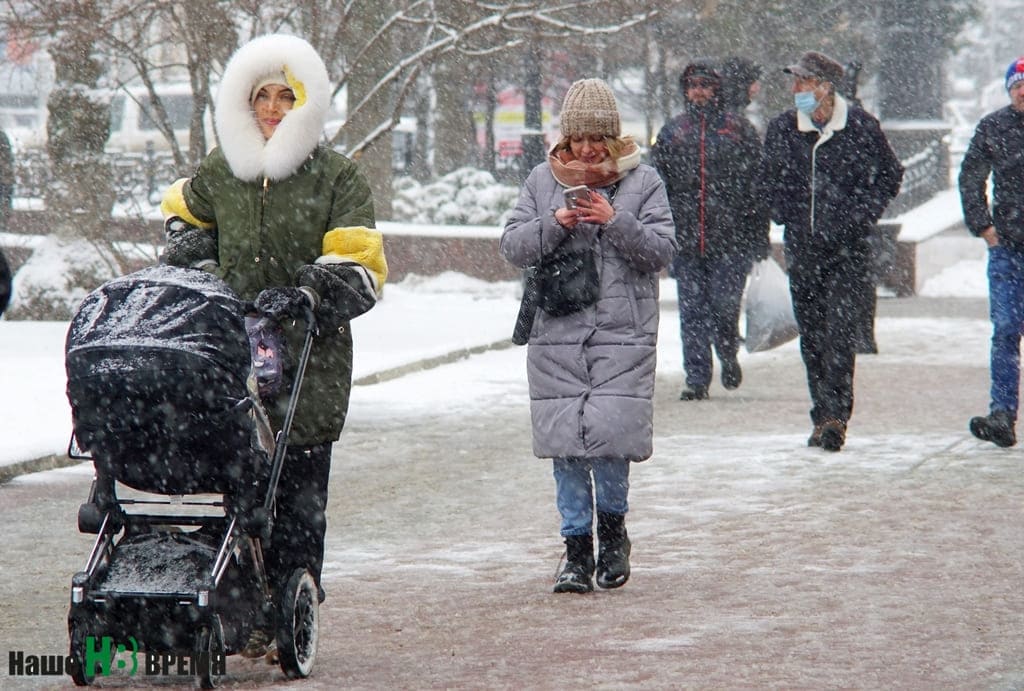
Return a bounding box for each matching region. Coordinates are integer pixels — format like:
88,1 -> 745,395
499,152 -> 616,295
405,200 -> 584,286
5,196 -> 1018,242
794,90 -> 819,115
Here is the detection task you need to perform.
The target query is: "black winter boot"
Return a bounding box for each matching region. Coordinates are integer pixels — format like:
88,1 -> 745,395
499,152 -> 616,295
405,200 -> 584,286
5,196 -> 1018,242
553,534 -> 595,594
721,356 -> 742,390
680,385 -> 709,401
969,410 -> 1017,447
807,424 -> 824,447
819,419 -> 847,452
596,511 -> 631,589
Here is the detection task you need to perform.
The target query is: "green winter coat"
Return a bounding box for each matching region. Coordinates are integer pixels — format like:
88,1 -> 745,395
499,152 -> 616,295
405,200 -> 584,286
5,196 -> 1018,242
183,145 -> 375,444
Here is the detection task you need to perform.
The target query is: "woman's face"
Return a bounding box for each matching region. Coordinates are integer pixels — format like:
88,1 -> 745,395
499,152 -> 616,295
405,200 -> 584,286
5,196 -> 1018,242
253,83 -> 296,139
569,134 -> 610,165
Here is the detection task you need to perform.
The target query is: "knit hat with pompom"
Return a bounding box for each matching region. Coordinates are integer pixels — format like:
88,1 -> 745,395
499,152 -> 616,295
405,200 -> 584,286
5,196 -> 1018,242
559,78 -> 621,138
1006,57 -> 1024,91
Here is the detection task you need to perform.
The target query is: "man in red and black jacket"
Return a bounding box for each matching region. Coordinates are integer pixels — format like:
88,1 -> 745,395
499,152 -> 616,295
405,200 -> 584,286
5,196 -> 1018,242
652,59 -> 769,401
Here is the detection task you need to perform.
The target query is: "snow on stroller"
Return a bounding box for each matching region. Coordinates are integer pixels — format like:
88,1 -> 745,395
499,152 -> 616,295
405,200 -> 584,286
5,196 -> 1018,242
64,264 -> 318,687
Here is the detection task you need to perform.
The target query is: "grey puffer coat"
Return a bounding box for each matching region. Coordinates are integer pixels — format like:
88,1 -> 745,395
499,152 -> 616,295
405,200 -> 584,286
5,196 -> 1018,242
500,162 -> 677,461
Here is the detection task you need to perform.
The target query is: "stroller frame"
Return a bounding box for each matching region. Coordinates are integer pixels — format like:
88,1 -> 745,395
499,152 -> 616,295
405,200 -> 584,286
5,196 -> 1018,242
67,306 -> 320,688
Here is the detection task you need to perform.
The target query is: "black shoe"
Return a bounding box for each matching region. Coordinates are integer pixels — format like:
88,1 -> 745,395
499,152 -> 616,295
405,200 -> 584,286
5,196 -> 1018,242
721,357 -> 742,390
596,512 -> 631,589
969,410 -> 1017,447
819,419 -> 846,452
679,385 -> 709,401
553,534 -> 594,594
807,424 -> 823,447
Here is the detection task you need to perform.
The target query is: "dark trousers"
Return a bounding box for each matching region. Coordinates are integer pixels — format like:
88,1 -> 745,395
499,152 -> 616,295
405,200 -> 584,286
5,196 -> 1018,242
266,442 -> 333,592
788,252 -> 869,425
673,253 -> 751,388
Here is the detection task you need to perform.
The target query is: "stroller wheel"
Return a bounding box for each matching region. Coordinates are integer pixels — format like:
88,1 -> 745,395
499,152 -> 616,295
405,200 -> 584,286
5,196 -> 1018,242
77,503 -> 104,534
275,568 -> 318,679
67,620 -> 96,686
195,615 -> 225,689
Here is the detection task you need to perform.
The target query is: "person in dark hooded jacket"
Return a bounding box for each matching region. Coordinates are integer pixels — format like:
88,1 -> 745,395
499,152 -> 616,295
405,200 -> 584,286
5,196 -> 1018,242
720,56 -> 762,116
651,60 -> 769,401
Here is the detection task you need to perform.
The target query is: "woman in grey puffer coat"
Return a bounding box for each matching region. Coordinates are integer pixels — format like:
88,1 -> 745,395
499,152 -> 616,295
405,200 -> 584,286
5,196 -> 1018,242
500,78 -> 677,595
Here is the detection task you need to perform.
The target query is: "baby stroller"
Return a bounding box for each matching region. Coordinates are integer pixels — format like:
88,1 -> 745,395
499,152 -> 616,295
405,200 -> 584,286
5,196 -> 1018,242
63,265 -> 318,687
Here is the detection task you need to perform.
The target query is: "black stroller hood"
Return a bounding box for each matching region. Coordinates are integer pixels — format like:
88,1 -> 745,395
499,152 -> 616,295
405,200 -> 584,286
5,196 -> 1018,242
66,264 -> 249,383
66,265 -> 266,495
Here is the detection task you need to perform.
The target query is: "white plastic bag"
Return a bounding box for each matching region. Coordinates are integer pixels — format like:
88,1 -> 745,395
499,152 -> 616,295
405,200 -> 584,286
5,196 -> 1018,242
744,257 -> 799,353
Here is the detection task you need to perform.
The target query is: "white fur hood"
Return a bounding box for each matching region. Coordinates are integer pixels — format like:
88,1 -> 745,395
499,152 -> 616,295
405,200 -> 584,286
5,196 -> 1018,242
215,34 -> 330,181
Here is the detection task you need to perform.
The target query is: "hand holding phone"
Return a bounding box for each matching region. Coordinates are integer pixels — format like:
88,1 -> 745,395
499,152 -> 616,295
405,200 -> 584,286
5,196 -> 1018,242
563,185 -> 590,210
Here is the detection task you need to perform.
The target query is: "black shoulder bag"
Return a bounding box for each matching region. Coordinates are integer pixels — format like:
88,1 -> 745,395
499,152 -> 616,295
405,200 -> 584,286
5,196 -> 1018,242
536,242 -> 599,316
511,243 -> 599,344
511,184 -> 619,344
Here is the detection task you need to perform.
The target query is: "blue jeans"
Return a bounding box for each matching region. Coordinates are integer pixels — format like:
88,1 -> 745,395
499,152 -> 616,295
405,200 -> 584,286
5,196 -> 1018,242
552,457 -> 630,536
987,245 -> 1024,417
673,253 -> 751,388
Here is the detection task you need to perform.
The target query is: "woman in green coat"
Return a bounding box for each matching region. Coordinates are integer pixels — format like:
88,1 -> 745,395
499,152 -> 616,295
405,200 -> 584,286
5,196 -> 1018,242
160,33 -> 387,618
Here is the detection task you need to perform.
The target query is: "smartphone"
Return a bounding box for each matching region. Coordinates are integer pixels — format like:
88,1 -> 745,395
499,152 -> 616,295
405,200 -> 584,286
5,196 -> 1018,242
563,185 -> 590,209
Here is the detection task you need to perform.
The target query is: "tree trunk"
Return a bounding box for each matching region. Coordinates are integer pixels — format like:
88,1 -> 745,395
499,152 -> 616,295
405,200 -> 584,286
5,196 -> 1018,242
433,54 -> 474,176
878,0 -> 945,120
480,67 -> 497,175
521,41 -> 546,183
343,7 -> 396,220
45,2 -> 114,238
8,0 -> 119,320
411,75 -> 432,181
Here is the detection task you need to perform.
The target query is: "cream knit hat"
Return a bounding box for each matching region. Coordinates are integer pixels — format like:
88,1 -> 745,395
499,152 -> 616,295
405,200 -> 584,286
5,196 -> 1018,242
559,78 -> 621,138
250,71 -> 289,105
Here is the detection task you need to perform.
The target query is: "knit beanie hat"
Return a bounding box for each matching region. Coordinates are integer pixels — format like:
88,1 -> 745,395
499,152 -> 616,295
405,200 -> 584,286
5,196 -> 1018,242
559,78 -> 621,138
1006,57 -> 1024,91
251,72 -> 290,105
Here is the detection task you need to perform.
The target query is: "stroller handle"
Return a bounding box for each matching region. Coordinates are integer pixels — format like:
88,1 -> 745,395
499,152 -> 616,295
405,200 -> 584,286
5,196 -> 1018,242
263,307 -> 318,512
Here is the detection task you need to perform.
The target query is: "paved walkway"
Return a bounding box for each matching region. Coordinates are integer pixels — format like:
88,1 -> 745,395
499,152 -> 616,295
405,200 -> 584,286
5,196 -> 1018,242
313,294 -> 1023,688
2,295 -> 1022,689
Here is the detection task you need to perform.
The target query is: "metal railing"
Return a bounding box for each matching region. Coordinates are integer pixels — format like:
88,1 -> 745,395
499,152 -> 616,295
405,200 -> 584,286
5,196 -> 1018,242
11,128 -> 954,222
13,144 -> 182,209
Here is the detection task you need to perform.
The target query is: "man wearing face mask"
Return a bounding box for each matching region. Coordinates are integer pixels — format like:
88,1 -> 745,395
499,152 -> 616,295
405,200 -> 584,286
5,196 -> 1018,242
761,51 -> 903,451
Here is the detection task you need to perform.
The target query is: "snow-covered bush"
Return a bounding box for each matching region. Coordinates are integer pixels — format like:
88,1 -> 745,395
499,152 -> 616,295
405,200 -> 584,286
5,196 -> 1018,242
392,167 -> 519,226
6,237 -> 120,320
